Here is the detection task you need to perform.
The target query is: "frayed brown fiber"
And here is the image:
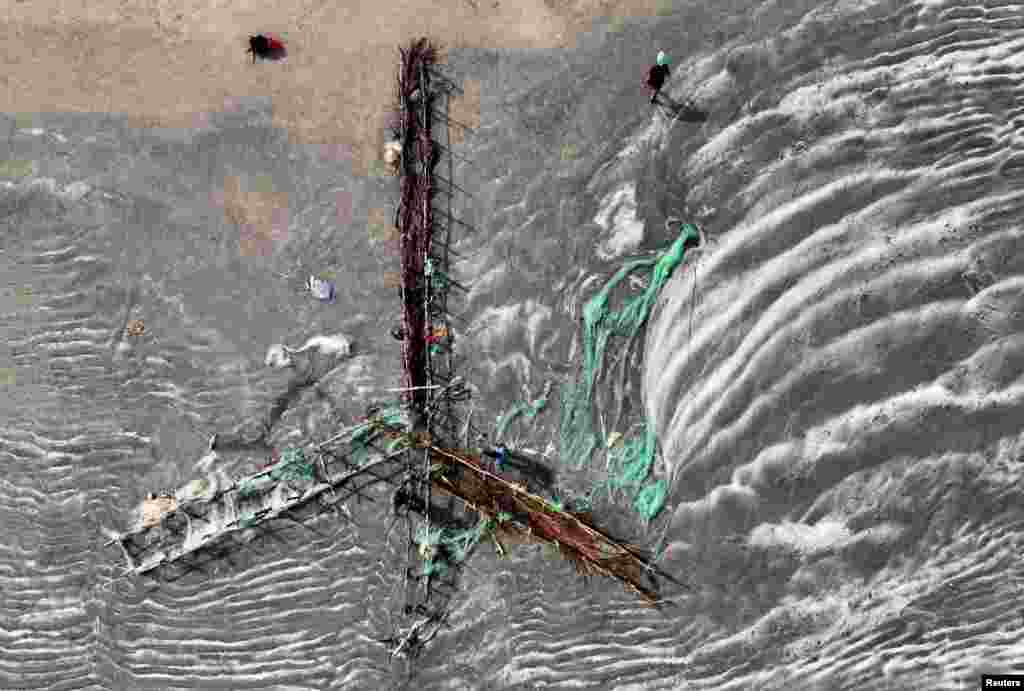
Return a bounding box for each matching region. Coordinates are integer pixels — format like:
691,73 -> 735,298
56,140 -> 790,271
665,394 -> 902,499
427,447 -> 664,605
395,38 -> 438,408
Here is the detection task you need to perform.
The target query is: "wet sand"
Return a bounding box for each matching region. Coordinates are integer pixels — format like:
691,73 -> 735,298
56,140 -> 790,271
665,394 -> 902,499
4,0 -> 1024,688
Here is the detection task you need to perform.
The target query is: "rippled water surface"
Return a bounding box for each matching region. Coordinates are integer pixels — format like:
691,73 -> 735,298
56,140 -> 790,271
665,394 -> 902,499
4,1 -> 1024,689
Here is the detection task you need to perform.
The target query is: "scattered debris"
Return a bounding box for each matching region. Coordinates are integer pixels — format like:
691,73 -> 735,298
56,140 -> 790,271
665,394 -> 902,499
265,333 -> 353,368
380,611 -> 449,662
14,286 -> 33,305
141,493 -> 177,529
306,275 -> 336,302
425,325 -> 449,344
125,319 -> 145,337
384,140 -> 402,174
0,160 -> 34,179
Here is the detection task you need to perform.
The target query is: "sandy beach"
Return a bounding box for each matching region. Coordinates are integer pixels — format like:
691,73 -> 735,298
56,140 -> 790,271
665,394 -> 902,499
4,0 -> 1024,687
1,0 -> 669,174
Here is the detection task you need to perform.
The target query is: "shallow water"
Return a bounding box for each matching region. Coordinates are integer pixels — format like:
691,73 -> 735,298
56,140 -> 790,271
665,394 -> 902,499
4,1 -> 1024,689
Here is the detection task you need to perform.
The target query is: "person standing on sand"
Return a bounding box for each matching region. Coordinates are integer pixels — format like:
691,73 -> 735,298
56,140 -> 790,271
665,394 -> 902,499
248,34 -> 286,63
645,51 -> 671,105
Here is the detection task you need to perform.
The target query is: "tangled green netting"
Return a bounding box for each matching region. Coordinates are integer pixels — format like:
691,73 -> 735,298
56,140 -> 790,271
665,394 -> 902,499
238,446 -> 315,499
415,517 -> 496,577
425,257 -> 451,291
270,447 -> 314,482
543,492 -> 592,514
558,223 -> 700,523
237,479 -> 260,499
349,401 -> 407,465
495,395 -> 548,441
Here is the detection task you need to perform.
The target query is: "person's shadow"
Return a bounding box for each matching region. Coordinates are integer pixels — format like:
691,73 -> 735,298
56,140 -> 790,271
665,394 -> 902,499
654,94 -> 707,122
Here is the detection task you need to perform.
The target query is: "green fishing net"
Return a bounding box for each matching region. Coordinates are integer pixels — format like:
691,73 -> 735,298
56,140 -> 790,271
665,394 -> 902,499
237,479 -> 260,499
425,257 -> 451,290
350,401 -> 407,465
632,478 -> 668,524
557,223 -> 700,521
415,517 -> 495,577
270,447 -> 314,482
495,395 -> 548,441
236,446 -> 313,500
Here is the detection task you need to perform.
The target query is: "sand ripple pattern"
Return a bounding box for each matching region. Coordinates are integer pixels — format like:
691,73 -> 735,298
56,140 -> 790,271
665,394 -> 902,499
0,160 -> 386,689
644,0 -> 1024,687
5,1 -> 1024,689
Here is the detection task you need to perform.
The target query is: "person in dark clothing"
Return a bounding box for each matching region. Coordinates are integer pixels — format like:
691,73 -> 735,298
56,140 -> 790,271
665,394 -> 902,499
248,35 -> 268,63
646,51 -> 671,104
248,34 -> 286,63
646,63 -> 671,104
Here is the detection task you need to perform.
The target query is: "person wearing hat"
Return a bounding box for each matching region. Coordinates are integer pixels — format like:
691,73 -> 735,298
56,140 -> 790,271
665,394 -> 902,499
645,51 -> 671,105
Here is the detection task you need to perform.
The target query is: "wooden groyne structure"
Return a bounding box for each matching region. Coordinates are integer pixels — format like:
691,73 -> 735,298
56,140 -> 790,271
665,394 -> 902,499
427,446 -> 664,604
393,38 -> 465,442
105,37 -> 675,667
395,39 -> 435,423
104,417 -> 414,579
